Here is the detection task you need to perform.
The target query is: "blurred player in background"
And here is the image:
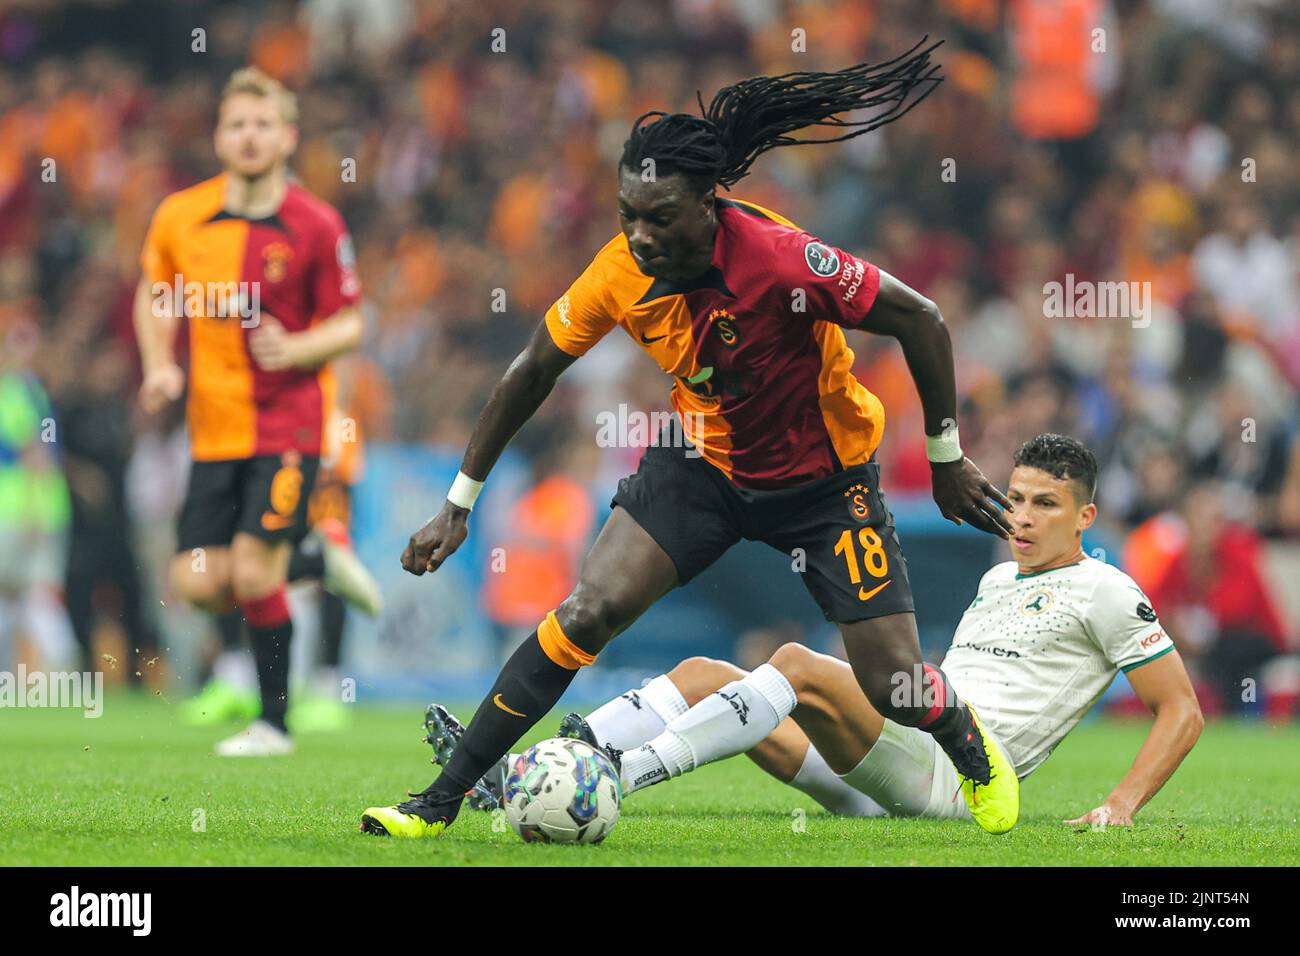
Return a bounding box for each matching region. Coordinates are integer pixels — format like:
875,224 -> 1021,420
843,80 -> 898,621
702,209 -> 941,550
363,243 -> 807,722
0,318 -> 79,674
134,67 -> 371,755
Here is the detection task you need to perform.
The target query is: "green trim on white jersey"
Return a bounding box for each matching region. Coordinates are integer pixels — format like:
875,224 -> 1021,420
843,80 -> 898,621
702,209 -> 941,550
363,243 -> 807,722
1121,644 -> 1175,673
1013,557 -> 1086,581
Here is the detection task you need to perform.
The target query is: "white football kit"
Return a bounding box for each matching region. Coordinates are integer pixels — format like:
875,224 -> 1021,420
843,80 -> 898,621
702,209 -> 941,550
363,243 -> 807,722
839,557 -> 1176,818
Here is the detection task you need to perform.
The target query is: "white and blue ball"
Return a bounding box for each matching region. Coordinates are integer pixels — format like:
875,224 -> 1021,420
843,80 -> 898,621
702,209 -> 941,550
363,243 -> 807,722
504,737 -> 621,844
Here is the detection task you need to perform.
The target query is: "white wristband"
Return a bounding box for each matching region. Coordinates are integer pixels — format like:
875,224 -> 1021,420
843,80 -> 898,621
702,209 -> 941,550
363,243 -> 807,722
925,427 -> 963,464
447,471 -> 485,511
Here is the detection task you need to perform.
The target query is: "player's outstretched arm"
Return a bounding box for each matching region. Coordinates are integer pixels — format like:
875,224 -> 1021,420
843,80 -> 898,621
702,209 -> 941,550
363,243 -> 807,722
1065,651 -> 1203,828
401,321 -> 578,576
856,270 -> 1012,538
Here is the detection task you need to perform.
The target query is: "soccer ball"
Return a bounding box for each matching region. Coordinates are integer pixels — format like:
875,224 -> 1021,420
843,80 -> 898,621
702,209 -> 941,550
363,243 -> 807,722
504,737 -> 621,844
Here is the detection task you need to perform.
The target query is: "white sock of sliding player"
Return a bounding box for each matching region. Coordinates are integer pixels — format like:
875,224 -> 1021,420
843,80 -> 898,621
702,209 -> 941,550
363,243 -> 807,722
789,743 -> 885,817
585,674 -> 688,751
622,664 -> 797,794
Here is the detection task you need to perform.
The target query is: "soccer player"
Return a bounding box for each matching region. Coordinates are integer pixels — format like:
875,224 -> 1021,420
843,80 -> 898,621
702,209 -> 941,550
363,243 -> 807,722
363,44 -> 1022,837
431,435 -> 1204,829
0,324 -> 78,674
134,68 -> 364,756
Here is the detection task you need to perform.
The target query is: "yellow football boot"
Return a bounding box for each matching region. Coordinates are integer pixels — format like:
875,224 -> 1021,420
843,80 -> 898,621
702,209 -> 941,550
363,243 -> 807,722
359,797 -> 452,838
958,707 -> 1020,834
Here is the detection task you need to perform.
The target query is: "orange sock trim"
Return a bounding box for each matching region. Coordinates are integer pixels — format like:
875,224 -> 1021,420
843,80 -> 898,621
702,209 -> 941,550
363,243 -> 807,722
536,610 -> 596,670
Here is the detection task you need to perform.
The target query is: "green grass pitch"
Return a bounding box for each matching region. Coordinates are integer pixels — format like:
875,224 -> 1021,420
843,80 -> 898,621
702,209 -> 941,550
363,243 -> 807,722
2,695 -> 1297,866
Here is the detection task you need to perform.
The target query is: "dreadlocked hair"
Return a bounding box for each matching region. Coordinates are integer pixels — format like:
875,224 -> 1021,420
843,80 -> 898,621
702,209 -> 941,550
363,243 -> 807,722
620,37 -> 943,192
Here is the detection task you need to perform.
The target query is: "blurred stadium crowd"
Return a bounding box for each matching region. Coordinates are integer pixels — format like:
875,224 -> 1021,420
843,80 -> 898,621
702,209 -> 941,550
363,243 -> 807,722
0,0 -> 1297,716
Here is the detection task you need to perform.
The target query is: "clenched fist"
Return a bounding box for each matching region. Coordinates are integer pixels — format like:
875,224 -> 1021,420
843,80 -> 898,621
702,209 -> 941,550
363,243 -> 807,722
401,501 -> 470,575
139,363 -> 185,413
248,314 -> 302,370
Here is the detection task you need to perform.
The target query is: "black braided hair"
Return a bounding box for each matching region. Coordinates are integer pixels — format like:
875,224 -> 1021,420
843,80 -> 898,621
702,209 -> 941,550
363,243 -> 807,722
620,37 -> 943,193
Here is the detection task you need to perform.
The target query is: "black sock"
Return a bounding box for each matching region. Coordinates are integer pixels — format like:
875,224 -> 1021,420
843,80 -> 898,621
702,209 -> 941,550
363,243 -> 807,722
928,701 -> 977,750
243,590 -> 293,733
217,608 -> 244,650
912,663 -> 991,780
319,592 -> 345,668
287,537 -> 326,582
914,663 -> 973,742
428,632 -> 579,800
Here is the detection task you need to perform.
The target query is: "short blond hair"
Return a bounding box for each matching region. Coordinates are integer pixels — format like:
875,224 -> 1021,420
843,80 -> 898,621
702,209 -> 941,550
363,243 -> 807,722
221,67 -> 297,125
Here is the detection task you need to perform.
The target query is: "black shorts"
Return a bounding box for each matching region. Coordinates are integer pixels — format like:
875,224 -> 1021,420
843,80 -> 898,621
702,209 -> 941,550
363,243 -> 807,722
176,453 -> 320,554
611,428 -> 914,624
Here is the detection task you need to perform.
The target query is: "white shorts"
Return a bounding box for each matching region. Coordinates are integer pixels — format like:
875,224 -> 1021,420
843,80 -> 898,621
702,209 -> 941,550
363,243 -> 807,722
838,719 -> 973,820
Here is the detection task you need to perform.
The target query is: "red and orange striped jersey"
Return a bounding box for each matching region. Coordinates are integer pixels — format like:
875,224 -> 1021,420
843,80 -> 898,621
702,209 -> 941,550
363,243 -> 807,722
141,174 -> 360,462
545,198 -> 884,489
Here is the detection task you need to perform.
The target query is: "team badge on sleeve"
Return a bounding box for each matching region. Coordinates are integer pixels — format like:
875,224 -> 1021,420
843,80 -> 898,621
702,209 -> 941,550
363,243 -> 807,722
336,234 -> 356,269
803,240 -> 840,277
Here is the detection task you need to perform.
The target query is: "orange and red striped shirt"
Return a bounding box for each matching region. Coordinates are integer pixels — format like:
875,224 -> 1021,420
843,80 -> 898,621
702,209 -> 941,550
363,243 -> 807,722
545,198 -> 884,489
141,174 -> 360,462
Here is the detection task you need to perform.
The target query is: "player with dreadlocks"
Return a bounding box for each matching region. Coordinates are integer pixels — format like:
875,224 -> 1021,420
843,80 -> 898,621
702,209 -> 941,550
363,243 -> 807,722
362,39 -> 1022,838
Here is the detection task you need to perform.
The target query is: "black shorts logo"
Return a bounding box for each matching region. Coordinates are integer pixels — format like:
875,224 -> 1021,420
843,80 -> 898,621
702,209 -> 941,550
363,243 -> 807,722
263,451 -> 304,532
843,483 -> 871,523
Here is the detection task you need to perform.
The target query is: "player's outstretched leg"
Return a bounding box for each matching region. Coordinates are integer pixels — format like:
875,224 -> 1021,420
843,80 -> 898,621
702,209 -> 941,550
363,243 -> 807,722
590,649 -> 879,816
552,669 -> 696,770
614,661 -> 799,793
361,506 -> 677,838
839,613 -> 1018,833
559,656 -> 880,816
289,517 -> 384,617
663,657 -> 881,815
575,673 -> 691,750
